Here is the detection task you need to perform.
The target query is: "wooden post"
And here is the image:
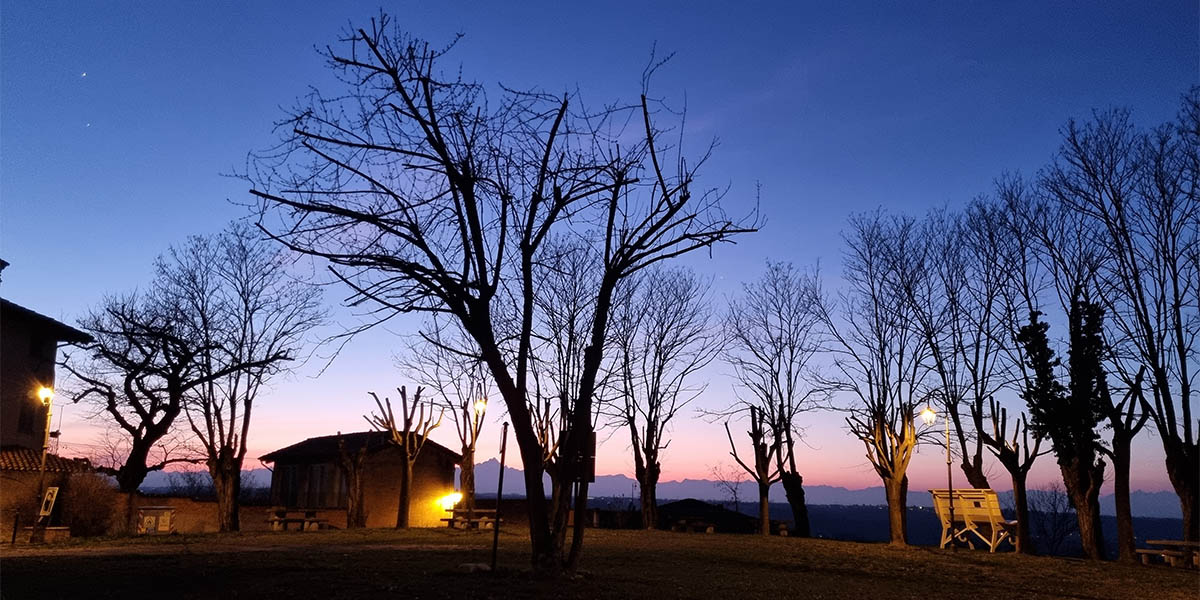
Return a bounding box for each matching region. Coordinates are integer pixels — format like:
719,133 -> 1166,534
490,422 -> 508,573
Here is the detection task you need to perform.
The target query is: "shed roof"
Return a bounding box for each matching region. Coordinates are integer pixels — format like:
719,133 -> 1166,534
259,431 -> 461,464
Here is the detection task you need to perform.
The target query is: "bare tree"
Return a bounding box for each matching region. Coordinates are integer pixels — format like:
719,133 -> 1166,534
1043,102 -> 1198,544
722,261 -> 823,536
401,317 -> 492,512
724,406 -> 779,535
1028,482 -> 1079,556
904,208 -> 998,490
610,266 -> 719,529
710,463 -> 748,515
249,16 -> 755,571
62,246 -> 296,495
816,211 -> 932,546
366,385 -> 444,528
172,223 -> 324,532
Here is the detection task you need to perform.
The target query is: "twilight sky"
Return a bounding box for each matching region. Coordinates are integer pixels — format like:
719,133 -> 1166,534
2,1 -> 1196,494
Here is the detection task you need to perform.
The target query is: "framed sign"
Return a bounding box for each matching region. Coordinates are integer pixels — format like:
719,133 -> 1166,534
39,487 -> 59,517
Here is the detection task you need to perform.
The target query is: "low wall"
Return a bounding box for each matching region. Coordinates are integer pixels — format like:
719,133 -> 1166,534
128,495 -> 275,534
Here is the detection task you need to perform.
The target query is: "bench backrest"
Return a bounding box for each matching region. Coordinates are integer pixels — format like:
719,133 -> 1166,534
928,489 -> 1005,523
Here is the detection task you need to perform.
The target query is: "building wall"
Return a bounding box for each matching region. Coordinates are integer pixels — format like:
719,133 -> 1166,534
361,448 -> 457,528
0,470 -> 69,531
0,312 -> 57,450
128,496 -> 276,534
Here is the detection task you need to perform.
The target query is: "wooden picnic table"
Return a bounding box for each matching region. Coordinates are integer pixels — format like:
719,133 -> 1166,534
442,508 -> 501,530
267,510 -> 329,532
1137,539 -> 1200,568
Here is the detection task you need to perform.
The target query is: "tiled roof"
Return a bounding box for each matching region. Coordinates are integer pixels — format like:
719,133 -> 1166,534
0,446 -> 92,473
259,431 -> 461,464
0,298 -> 94,344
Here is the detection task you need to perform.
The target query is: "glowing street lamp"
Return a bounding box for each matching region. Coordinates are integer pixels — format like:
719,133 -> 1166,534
35,386 -> 55,530
473,397 -> 488,416
919,406 -> 936,426
921,402 -> 956,550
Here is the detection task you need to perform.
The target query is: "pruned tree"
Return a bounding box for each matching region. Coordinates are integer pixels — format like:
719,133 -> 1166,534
401,317 -> 493,513
365,385 -> 444,528
721,260 -> 823,537
723,406 -> 779,535
610,266 -> 719,530
249,15 -> 755,571
173,223 -> 324,532
1043,100 -> 1198,544
816,211 -> 932,546
975,398 -> 1045,553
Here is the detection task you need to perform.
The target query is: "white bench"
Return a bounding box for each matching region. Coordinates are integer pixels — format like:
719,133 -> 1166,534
929,488 -> 1017,552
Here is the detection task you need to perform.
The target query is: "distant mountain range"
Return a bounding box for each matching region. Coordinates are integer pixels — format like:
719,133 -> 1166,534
469,459 -> 1184,519
139,459 -> 1182,519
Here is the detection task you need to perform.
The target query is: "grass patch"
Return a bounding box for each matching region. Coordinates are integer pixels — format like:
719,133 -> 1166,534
2,528 -> 1196,599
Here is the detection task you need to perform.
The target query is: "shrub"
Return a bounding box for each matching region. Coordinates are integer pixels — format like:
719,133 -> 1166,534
61,473 -> 120,537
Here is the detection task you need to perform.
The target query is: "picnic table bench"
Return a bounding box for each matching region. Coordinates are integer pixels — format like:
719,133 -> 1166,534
267,510 -> 330,532
441,508 -> 501,530
670,519 -> 715,534
1136,539 -> 1200,568
929,489 -> 1017,552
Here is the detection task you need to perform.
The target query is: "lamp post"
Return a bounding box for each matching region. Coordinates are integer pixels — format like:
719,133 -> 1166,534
32,386 -> 54,542
920,404 -> 955,550
35,386 -> 54,515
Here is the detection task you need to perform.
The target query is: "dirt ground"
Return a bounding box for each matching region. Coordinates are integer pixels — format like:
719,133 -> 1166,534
2,528 -> 1197,599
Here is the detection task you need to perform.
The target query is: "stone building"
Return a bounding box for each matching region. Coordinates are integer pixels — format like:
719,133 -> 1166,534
0,274 -> 95,528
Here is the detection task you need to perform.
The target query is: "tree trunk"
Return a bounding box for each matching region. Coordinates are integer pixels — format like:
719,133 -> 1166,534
757,481 -> 771,535
210,471 -> 241,532
396,458 -> 413,529
460,446 -> 476,512
960,457 -> 991,490
637,461 -> 660,530
883,475 -> 908,546
1163,442 -> 1200,542
209,445 -> 242,532
1011,471 -> 1033,554
1061,459 -> 1105,560
779,470 -> 810,537
1111,438 -> 1137,562
345,466 -> 366,528
116,444 -> 152,494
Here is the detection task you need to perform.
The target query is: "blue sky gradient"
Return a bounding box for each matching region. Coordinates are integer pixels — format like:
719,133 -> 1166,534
2,2 -> 1195,493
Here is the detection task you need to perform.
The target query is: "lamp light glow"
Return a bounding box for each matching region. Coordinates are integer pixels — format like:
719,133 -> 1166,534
438,492 -> 463,511
37,386 -> 54,405
473,397 -> 488,415
919,406 -> 936,426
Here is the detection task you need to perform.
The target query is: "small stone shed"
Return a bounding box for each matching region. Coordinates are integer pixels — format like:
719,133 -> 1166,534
260,431 -> 460,528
